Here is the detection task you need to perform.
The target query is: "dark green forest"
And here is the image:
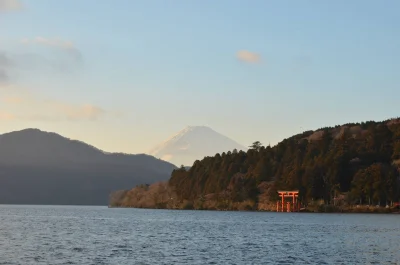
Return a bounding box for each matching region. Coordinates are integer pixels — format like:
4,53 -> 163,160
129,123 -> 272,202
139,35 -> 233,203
111,118 -> 400,211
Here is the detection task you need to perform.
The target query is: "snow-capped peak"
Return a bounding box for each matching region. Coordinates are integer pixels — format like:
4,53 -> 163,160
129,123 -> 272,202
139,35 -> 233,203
148,126 -> 247,166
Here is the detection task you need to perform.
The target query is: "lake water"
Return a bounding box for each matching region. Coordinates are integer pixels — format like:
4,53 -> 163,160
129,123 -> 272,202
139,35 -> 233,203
0,205 -> 399,264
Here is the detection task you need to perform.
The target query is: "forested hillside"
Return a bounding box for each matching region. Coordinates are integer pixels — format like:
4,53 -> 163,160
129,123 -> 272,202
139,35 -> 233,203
111,118 -> 400,211
0,129 -> 176,205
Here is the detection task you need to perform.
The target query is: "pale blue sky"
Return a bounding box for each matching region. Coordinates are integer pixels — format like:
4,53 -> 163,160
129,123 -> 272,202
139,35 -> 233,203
1,0 -> 399,153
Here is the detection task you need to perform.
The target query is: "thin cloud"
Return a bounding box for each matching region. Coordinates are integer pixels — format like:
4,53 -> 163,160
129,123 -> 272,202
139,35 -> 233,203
0,52 -> 13,67
0,0 -> 23,11
0,83 -> 15,91
21,37 -> 82,62
0,111 -> 15,121
236,50 -> 261,64
12,52 -> 76,72
1,95 -> 23,104
0,52 -> 12,83
0,37 -> 82,82
1,94 -> 106,122
0,69 -> 8,83
52,102 -> 106,121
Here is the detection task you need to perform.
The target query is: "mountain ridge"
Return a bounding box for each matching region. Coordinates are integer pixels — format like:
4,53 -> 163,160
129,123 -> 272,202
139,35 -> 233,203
0,128 -> 177,205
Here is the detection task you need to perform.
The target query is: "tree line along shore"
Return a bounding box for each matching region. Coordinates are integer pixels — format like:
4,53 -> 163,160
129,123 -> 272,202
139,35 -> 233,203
110,118 -> 400,213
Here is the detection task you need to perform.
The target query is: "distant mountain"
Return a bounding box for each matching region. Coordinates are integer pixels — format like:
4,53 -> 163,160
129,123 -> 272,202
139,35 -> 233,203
0,129 -> 176,205
148,126 -> 247,166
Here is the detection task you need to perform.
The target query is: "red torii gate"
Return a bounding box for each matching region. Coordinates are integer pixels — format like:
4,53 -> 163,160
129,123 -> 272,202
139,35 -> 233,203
277,190 -> 299,212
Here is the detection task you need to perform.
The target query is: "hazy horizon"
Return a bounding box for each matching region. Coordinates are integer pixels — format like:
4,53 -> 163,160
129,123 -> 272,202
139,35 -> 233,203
1,0 -> 399,154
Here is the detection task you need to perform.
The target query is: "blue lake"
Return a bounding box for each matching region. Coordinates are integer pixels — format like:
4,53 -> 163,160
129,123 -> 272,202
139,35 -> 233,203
0,205 -> 399,264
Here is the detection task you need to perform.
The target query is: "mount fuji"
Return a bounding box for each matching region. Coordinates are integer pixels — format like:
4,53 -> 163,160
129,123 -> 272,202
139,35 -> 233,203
148,126 -> 247,166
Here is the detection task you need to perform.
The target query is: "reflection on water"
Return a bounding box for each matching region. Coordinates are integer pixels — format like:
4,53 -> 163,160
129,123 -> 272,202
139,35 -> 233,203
0,205 -> 399,264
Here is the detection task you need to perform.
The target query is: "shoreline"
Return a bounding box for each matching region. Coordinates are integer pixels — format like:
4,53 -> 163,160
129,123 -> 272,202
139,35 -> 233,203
109,206 -> 400,214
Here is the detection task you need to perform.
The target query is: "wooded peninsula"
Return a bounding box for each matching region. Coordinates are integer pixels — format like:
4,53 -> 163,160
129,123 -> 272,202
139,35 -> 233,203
110,118 -> 400,213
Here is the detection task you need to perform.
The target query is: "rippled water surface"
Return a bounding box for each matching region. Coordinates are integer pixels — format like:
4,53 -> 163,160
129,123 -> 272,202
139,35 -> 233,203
0,205 -> 399,264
